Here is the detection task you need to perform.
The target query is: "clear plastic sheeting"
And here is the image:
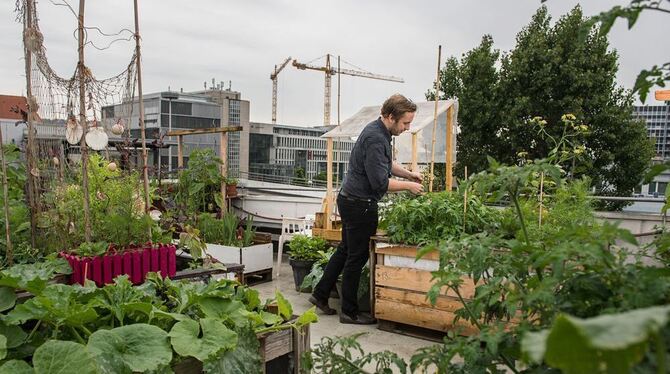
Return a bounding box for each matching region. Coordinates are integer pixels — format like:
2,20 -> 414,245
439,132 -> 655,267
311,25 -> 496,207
321,100 -> 458,164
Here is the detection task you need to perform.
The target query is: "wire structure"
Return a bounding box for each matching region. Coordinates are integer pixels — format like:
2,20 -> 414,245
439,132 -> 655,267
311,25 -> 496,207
15,0 -> 140,204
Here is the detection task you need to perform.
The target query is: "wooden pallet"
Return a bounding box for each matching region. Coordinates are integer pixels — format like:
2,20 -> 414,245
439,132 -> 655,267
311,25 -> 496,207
244,267 -> 273,286
377,319 -> 448,343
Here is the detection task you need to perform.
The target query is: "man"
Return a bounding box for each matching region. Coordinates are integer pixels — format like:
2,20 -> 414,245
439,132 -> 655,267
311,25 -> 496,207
310,94 -> 424,324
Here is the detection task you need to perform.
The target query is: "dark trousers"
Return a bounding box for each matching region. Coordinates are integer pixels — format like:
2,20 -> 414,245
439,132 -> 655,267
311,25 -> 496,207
313,194 -> 378,317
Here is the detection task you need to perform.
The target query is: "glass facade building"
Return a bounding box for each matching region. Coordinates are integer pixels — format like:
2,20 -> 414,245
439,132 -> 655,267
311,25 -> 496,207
634,104 -> 670,159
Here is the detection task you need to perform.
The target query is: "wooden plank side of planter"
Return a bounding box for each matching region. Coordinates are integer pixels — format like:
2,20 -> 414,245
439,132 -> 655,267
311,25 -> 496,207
375,265 -> 476,299
375,245 -> 440,261
375,287 -> 463,313
292,324 -> 309,374
259,328 -> 293,362
375,298 -> 479,336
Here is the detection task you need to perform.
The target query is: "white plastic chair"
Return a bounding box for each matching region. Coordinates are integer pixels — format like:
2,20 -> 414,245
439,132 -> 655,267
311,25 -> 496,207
276,215 -> 315,277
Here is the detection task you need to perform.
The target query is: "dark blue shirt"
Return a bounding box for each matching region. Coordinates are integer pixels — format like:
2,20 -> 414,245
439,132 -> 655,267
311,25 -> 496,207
340,118 -> 392,201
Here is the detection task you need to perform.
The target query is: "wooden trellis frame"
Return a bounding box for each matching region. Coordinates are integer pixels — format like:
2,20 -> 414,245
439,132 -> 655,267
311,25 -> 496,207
166,126 -> 242,213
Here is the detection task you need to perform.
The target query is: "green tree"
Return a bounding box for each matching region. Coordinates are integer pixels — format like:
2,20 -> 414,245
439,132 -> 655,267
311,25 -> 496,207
547,0 -> 670,102
428,6 -> 654,208
312,171 -> 327,186
292,166 -> 307,186
427,36 -> 501,179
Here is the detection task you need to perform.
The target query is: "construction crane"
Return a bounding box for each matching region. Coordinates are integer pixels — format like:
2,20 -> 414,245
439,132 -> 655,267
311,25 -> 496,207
292,54 -> 404,126
270,56 -> 292,124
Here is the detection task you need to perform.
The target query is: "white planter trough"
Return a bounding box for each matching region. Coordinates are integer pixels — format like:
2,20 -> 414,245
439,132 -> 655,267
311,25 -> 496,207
206,242 -> 273,275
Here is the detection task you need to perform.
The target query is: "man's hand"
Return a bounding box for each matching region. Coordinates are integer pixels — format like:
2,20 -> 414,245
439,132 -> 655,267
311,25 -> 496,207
407,182 -> 424,195
407,171 -> 423,183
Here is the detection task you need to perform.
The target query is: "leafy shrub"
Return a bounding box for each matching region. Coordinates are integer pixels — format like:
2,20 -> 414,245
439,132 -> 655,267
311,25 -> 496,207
380,191 -> 501,245
0,260 -> 317,372
299,248 -> 334,291
288,234 -> 329,262
0,145 -> 32,266
196,212 -> 255,247
176,148 -> 224,214
410,159 -> 670,372
40,154 -> 156,252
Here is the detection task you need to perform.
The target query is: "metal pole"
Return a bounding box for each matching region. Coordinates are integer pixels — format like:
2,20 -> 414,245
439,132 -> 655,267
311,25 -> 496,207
133,0 -> 152,223
429,45 -> 442,192
77,0 -> 92,242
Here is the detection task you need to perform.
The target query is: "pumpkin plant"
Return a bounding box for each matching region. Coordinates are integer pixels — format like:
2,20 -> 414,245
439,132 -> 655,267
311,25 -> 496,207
0,259 -> 318,373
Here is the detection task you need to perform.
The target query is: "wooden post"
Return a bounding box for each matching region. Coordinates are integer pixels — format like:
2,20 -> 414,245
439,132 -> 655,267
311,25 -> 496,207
463,167 -> 468,233
220,131 -> 228,214
446,105 -> 454,191
177,135 -> 184,168
429,45 -> 442,192
23,0 -> 38,248
326,137 -> 333,230
411,133 -> 418,172
0,127 -> 13,265
77,0 -> 92,242
133,0 -> 151,223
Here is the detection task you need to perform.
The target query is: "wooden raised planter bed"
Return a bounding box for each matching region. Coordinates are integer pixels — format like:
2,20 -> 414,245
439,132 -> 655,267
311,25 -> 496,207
370,236 -> 479,336
205,233 -> 273,282
60,243 -> 177,286
172,317 -> 310,374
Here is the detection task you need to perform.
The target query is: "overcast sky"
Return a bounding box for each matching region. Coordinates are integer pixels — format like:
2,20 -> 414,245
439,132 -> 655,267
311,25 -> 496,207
1,0 -> 668,126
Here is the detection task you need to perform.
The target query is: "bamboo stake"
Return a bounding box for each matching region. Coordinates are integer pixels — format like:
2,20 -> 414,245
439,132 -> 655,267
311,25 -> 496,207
411,133 -> 418,172
446,105 -> 454,191
133,0 -> 152,239
77,0 -> 92,242
23,0 -> 38,248
429,45 -> 442,192
220,130 -> 228,214
463,166 -> 468,233
538,172 -> 544,227
0,127 -> 13,266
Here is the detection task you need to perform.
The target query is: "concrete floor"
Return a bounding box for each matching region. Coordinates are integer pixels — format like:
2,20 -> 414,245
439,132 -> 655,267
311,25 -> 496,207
252,254 -> 434,367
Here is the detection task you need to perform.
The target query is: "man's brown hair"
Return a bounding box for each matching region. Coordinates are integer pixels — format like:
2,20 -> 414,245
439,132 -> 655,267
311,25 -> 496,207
381,94 -> 417,120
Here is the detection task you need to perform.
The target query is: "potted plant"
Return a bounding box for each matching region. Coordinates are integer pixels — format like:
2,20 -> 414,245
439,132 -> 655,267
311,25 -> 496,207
196,212 -> 273,275
287,234 -> 330,291
225,177 -> 239,198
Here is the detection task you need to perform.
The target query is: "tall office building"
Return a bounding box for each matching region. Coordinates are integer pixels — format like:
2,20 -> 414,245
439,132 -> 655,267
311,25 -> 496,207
101,86 -> 249,177
249,122 -> 355,183
633,104 -> 670,159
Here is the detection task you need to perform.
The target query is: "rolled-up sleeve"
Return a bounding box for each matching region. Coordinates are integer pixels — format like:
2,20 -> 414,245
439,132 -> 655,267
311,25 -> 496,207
364,142 -> 390,195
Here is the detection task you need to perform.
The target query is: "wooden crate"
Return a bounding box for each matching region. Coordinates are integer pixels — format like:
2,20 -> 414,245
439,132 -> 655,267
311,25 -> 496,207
370,237 -> 479,336
173,321 -> 310,374
312,227 -> 342,242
